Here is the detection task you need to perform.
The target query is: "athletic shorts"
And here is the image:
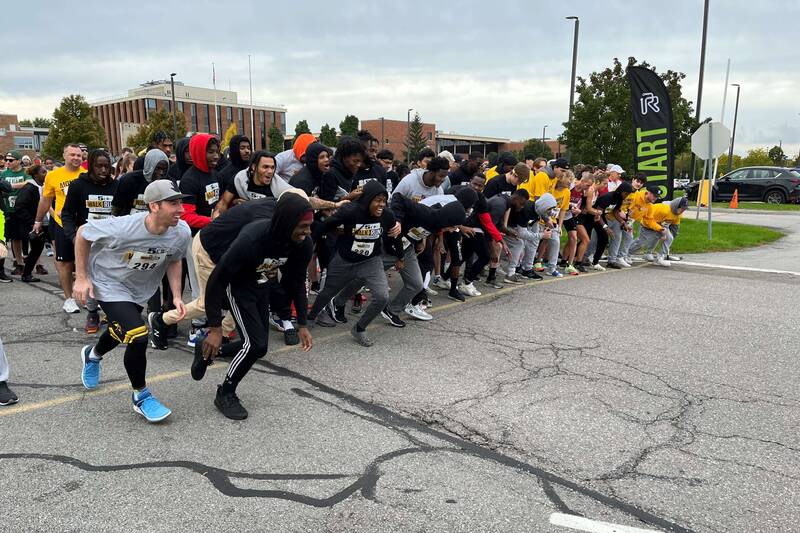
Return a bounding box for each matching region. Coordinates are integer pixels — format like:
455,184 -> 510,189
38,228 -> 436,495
50,222 -> 75,262
563,217 -> 579,232
4,213 -> 28,241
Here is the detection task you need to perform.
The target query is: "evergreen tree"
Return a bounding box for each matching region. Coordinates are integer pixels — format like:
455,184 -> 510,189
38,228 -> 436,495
403,112 -> 427,162
319,123 -> 338,147
294,119 -> 312,137
268,125 -> 284,153
339,115 -> 359,138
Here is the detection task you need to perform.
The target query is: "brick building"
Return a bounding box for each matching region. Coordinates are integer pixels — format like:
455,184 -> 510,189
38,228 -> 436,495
90,81 -> 287,155
0,113 -> 49,159
360,118 -> 436,159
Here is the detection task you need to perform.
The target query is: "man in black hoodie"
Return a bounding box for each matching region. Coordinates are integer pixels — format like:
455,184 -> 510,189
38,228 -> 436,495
166,137 -> 192,183
61,150 -> 118,334
328,136 -> 368,199
380,196 -> 466,327
200,192 -> 314,420
215,135 -> 251,193
132,131 -> 173,171
307,180 -> 400,347
448,152 -> 483,189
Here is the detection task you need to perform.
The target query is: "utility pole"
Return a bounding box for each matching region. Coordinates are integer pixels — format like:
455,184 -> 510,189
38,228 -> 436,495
169,73 -> 178,141
690,0 -> 710,182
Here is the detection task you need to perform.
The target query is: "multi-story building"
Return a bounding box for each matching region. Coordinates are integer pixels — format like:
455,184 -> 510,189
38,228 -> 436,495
0,114 -> 49,158
90,81 -> 287,154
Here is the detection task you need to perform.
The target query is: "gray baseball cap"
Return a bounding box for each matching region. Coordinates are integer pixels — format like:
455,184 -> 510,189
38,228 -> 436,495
143,180 -> 190,204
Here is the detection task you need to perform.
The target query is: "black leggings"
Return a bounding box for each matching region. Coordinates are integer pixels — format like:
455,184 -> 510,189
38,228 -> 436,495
462,233 -> 491,283
443,231 -> 462,279
95,301 -> 148,389
411,238 -> 435,305
22,235 -> 45,277
581,215 -> 608,265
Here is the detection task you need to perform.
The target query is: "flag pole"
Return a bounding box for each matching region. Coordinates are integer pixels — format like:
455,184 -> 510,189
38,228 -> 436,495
212,62 -> 219,134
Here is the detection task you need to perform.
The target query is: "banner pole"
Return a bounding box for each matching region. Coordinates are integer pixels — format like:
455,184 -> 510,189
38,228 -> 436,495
707,125 -> 713,240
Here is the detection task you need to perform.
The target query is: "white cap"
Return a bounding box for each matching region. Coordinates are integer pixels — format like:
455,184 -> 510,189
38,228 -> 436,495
438,150 -> 455,163
608,164 -> 625,174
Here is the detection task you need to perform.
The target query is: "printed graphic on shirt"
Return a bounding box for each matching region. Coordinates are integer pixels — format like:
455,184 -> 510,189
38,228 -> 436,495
123,248 -> 172,271
255,257 -> 287,284
133,194 -> 147,211
204,182 -> 220,205
411,194 -> 423,203
86,194 -> 114,220
247,191 -> 267,200
353,222 -> 382,240
406,226 -> 431,242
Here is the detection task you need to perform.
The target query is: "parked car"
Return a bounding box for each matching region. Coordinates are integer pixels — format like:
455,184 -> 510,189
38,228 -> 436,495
685,166 -> 800,204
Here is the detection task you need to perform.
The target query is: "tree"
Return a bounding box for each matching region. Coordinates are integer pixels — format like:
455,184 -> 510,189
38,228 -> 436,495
319,123 -> 337,147
716,153 -> 743,174
561,57 -> 696,170
221,123 -> 238,153
294,119 -> 312,137
403,112 -> 427,162
19,117 -> 53,128
768,145 -> 787,166
41,95 -> 106,157
125,108 -> 188,153
741,147 -> 772,167
516,139 -> 553,160
486,152 -> 498,166
339,115 -> 359,138
268,125 -> 284,153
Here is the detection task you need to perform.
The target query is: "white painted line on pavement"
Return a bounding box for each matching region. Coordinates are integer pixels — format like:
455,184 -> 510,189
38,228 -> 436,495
676,261 -> 800,277
549,513 -> 662,533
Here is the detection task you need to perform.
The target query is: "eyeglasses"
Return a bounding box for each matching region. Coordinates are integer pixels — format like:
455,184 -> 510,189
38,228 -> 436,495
5,158 -> 15,162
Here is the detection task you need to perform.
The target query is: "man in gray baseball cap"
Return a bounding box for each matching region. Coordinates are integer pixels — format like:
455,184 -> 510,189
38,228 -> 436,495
70,176 -> 192,423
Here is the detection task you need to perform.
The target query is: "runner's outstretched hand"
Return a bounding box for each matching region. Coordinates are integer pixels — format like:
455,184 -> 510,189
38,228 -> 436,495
73,277 -> 94,306
172,298 -> 187,321
298,327 -> 313,352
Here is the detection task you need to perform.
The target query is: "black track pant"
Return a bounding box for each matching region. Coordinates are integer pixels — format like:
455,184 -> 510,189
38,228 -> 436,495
581,215 -> 608,265
22,236 -> 45,277
94,301 -> 148,389
462,233 -> 491,283
221,283 -> 270,389
442,231 -> 462,279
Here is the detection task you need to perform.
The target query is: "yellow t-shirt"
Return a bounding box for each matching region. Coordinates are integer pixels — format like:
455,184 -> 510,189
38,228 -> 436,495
552,187 -> 571,212
625,189 -> 649,222
529,170 -> 555,198
43,166 -> 83,226
484,165 -> 499,182
642,203 -> 681,231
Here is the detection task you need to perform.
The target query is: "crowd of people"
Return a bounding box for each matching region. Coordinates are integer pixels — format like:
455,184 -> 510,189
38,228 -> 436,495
0,130 -> 689,419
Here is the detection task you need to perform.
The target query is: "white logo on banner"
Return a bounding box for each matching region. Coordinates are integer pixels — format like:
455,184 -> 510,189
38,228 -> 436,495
640,93 -> 660,114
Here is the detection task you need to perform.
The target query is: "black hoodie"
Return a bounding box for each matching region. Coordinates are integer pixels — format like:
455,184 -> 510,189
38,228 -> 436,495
316,180 -> 397,263
388,195 -> 466,256
204,193 -> 313,328
200,197 -> 277,264
328,157 -> 356,197
61,172 -> 118,241
167,137 -> 192,182
216,135 -> 250,192
289,142 -> 337,200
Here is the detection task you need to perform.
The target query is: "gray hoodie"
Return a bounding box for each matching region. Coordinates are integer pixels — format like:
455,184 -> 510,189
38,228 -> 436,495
670,196 -> 688,214
143,149 -> 169,182
233,168 -> 292,200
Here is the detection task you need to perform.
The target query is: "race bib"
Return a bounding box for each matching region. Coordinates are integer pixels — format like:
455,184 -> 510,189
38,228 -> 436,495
351,241 -> 375,256
125,250 -> 167,271
406,226 -> 430,242
204,182 -> 220,205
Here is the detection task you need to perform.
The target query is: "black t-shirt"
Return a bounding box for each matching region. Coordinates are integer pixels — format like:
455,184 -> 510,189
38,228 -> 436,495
180,166 -> 220,217
225,176 -> 273,201
61,175 -> 118,241
200,198 -> 277,264
486,195 -> 511,228
482,175 -> 516,199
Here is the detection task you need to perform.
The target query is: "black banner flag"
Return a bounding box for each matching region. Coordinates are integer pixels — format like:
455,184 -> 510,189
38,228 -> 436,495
627,66 -> 675,199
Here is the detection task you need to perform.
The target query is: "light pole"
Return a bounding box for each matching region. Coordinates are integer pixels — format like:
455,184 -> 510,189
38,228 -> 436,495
542,125 -> 548,147
406,108 -> 413,163
565,16 -> 579,124
690,0 -> 710,182
726,83 -> 740,174
169,73 -> 178,140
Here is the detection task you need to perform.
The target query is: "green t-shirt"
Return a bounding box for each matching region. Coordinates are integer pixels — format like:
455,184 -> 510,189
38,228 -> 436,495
0,168 -> 27,214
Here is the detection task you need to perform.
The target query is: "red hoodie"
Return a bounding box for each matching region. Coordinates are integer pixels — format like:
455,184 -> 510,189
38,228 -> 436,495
180,134 -> 220,230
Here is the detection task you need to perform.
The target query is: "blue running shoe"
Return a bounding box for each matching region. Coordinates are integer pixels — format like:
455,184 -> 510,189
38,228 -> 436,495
132,388 -> 172,422
81,345 -> 101,390
550,270 -> 563,278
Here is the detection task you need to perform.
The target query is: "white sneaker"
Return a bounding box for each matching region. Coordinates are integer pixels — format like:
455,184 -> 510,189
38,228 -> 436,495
461,282 -> 482,297
496,266 -> 507,276
404,304 -> 433,321
666,254 -> 681,261
432,276 -> 450,290
268,314 -> 285,332
425,287 -> 438,297
62,298 -> 80,314
654,256 -> 671,267
591,263 -> 606,271
644,253 -> 655,262
617,258 -> 631,268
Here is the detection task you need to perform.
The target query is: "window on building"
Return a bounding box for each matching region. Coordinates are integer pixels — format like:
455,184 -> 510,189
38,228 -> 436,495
427,132 -> 433,140
145,98 -> 157,119
238,108 -> 244,133
204,104 -> 211,132
259,111 -> 266,149
271,111 -> 276,125
280,112 -> 286,134
227,107 -> 233,121
164,100 -> 171,112
190,103 -> 198,131
14,136 -> 34,150
176,101 -> 184,113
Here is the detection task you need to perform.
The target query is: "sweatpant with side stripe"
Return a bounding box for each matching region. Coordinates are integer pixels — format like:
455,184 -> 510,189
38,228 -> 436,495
220,283 -> 270,388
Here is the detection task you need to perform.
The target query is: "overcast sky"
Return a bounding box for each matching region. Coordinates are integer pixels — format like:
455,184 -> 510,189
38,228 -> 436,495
4,0 -> 798,156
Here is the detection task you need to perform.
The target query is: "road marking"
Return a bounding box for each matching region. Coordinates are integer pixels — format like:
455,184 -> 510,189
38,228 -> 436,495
549,513 -> 662,532
1,266 -> 632,417
676,260 -> 800,277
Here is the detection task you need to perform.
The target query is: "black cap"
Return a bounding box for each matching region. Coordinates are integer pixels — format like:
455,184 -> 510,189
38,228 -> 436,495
552,158 -> 569,169
646,185 -> 662,199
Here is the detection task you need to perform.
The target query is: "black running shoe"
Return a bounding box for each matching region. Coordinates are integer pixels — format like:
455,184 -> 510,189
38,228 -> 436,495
575,263 -> 587,273
147,312 -> 169,350
381,308 -> 406,328
0,272 -> 12,283
215,386 -> 248,420
191,340 -> 212,381
283,328 -> 300,346
21,275 -> 41,283
448,288 -> 466,302
329,302 -> 347,323
0,381 -> 19,406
